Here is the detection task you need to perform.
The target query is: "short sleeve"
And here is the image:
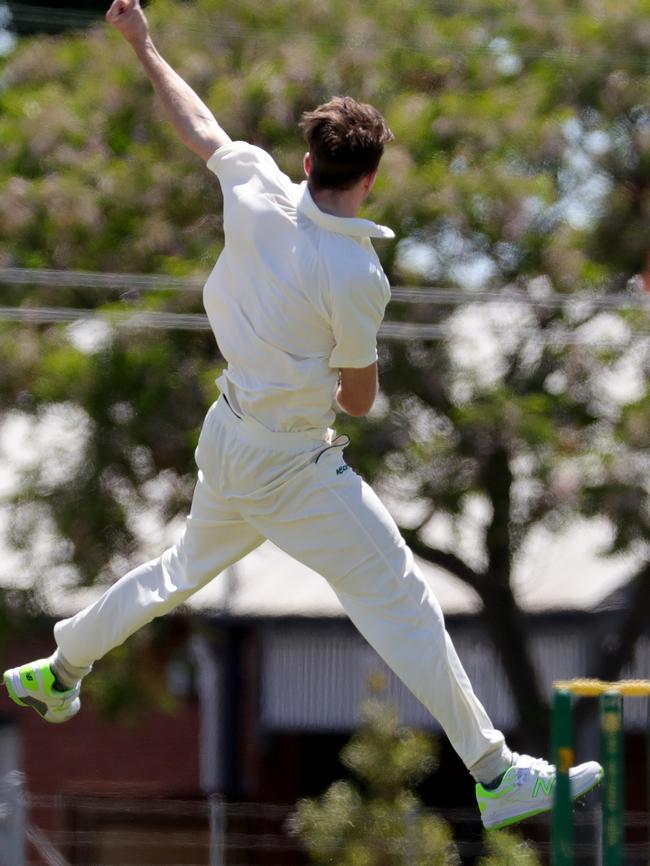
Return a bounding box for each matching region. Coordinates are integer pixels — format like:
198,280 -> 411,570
207,141 -> 294,197
328,262 -> 391,369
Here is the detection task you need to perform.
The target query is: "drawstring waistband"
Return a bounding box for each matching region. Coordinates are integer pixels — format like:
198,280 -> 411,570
314,434 -> 350,463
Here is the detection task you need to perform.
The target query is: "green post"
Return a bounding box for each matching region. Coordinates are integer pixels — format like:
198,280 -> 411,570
647,699 -> 650,866
601,691 -> 624,866
552,689 -> 574,866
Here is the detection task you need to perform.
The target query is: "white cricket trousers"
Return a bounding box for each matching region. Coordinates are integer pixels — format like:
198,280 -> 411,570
55,397 -> 511,783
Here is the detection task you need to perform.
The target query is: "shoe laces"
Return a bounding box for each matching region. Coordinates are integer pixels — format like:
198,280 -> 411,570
511,753 -> 554,788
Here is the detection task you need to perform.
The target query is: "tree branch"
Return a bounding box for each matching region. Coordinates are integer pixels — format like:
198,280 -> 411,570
399,528 -> 485,594
482,444 -> 513,587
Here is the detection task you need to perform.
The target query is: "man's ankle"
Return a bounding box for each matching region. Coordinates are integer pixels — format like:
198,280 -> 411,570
481,770 -> 507,791
50,649 -> 92,690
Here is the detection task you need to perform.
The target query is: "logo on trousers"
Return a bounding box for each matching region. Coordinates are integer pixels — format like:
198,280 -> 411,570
336,465 -> 349,475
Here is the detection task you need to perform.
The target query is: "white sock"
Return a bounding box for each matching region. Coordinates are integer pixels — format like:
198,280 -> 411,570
50,648 -> 92,689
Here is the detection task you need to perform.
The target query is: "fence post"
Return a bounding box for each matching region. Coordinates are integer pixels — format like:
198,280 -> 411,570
209,793 -> 226,866
600,691 -> 623,866
0,770 -> 26,866
552,689 -> 574,866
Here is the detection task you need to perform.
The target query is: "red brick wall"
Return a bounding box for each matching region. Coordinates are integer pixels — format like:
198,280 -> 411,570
2,633 -> 203,857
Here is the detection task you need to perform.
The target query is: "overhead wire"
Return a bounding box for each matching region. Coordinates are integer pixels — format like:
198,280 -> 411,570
2,267 -> 649,308
1,304 -> 647,347
0,267 -> 206,294
2,267 -> 649,310
0,305 -> 211,330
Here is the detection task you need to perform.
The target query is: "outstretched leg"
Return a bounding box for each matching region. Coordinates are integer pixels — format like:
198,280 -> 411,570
242,446 -> 510,781
4,404 -> 264,721
238,446 -> 602,827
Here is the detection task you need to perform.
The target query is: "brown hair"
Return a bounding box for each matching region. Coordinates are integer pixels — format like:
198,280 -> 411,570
299,96 -> 394,192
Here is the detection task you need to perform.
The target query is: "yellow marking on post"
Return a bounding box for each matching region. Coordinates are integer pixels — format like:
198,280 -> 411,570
553,679 -> 650,697
558,747 -> 575,773
601,710 -> 622,734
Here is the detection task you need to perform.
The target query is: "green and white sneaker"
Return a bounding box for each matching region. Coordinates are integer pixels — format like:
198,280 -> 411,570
3,658 -> 81,724
477,752 -> 603,830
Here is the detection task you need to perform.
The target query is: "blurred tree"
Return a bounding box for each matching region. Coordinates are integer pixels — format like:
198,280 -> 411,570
289,696 -> 541,866
1,0 -> 650,746
476,831 -> 543,866
288,696 -> 461,866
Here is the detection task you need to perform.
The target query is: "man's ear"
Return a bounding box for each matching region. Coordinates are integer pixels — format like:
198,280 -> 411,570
303,152 -> 311,177
363,169 -> 378,194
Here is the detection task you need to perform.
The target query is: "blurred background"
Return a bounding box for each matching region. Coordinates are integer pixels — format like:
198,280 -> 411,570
2,0 -> 650,863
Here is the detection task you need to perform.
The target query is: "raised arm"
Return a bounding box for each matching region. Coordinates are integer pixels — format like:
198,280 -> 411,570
106,0 -> 230,161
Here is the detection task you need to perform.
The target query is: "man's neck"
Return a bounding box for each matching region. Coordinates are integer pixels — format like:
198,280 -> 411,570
309,183 -> 363,218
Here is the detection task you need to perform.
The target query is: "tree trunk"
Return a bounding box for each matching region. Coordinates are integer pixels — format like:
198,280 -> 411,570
478,580 -> 550,753
574,562 -> 650,731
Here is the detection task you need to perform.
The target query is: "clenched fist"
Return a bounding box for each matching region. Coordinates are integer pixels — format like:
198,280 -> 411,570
106,0 -> 149,45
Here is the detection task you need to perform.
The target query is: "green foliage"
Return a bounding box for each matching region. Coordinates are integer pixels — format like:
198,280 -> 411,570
340,699 -> 436,797
477,831 -> 543,866
290,698 -> 542,865
289,698 -> 461,866
83,626 -> 181,722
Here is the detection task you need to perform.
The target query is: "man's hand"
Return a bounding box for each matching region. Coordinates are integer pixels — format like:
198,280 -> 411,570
106,0 -> 149,46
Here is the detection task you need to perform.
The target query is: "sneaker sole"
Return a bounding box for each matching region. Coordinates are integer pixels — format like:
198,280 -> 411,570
484,770 -> 604,831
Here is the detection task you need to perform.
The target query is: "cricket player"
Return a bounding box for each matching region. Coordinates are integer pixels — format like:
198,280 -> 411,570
4,0 -> 602,829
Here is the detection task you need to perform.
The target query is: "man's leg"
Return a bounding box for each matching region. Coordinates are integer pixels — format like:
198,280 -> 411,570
4,431 -> 264,721
241,447 -> 509,782
239,447 -> 602,827
53,477 -> 264,668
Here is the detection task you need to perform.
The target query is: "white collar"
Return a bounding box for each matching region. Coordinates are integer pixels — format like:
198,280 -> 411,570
297,182 -> 395,240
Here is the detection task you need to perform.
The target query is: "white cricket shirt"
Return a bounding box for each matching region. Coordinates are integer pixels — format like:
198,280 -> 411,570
204,141 -> 394,435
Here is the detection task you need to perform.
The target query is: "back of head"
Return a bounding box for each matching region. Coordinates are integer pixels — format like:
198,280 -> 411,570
300,96 -> 394,192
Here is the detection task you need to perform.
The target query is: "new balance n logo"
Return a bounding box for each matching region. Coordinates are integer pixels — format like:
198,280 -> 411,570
532,776 -> 555,798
